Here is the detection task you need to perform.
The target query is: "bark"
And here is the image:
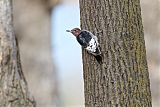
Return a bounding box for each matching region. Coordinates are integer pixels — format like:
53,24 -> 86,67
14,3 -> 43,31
79,0 -> 152,107
13,0 -> 60,107
0,0 -> 35,107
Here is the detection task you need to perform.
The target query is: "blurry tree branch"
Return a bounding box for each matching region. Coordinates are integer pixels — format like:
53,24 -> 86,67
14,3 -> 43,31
141,0 -> 160,106
13,0 -> 61,107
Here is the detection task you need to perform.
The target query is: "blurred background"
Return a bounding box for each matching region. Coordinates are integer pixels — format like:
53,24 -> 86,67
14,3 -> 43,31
13,0 -> 159,107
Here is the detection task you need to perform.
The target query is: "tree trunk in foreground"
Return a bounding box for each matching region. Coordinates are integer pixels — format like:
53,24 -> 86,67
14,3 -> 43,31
0,0 -> 35,107
79,0 -> 152,106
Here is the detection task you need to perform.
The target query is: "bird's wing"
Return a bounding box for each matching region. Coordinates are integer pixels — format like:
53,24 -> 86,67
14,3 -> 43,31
77,31 -> 92,47
88,31 -> 99,46
77,36 -> 88,47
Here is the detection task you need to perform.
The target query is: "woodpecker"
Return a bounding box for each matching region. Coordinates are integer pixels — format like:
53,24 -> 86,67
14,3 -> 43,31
66,28 -> 102,64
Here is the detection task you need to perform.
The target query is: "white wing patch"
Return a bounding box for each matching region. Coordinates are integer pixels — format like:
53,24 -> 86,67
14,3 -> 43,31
82,30 -> 100,54
86,38 -> 97,53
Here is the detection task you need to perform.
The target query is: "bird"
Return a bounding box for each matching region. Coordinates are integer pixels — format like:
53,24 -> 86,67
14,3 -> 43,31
66,28 -> 102,64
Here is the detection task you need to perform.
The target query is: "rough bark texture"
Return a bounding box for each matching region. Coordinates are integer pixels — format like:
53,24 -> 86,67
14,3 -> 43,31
0,0 -> 35,107
13,0 -> 60,107
79,0 -> 152,107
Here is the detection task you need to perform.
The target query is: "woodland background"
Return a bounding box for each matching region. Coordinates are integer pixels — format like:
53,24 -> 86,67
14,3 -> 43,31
13,0 -> 160,107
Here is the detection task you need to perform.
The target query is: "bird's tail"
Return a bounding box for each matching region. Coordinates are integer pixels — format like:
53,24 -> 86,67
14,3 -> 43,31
95,46 -> 101,55
94,55 -> 102,64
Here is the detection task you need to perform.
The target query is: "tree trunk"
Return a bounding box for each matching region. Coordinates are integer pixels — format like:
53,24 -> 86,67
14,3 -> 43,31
79,0 -> 152,107
0,0 -> 35,107
13,0 -> 60,107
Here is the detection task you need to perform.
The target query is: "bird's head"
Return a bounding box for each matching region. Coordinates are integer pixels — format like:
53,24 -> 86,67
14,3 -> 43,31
66,28 -> 81,37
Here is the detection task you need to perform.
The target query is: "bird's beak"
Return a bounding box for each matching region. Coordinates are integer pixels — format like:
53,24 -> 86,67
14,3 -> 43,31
66,30 -> 71,32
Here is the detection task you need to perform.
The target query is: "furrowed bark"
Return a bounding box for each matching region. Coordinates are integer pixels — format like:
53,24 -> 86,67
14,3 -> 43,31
79,0 -> 152,106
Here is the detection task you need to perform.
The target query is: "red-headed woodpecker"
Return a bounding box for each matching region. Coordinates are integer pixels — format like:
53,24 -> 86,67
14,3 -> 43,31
66,28 -> 102,64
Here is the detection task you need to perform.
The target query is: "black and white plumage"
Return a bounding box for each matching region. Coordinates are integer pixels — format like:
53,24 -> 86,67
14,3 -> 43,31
66,28 -> 102,64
